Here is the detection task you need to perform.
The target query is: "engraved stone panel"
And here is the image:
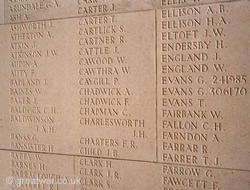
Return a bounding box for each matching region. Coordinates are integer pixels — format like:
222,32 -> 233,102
0,0 -> 249,189
76,10 -> 157,161
157,0 -> 249,170
0,10 -> 157,162
75,10 -> 157,161
0,20 -> 73,153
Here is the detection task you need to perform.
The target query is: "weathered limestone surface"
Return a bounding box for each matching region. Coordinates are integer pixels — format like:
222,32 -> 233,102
0,0 -> 249,189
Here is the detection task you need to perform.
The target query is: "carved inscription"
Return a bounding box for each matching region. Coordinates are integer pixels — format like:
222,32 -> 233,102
158,1 -> 249,169
161,164 -> 250,190
3,151 -> 74,190
9,21 -> 58,153
77,11 -> 156,161
76,157 -> 121,189
7,0 -> 60,23
0,0 -> 249,190
77,0 -> 115,15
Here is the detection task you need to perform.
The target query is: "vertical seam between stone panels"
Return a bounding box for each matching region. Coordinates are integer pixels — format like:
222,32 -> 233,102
155,9 -> 158,163
73,156 -> 76,190
3,0 -> 5,24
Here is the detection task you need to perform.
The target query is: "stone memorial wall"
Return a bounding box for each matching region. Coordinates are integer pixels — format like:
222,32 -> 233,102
0,0 -> 249,189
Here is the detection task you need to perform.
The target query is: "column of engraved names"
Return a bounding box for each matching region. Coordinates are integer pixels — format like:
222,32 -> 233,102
1,150 -> 75,190
158,2 -> 248,168
76,157 -> 122,189
9,21 -> 57,153
9,151 -> 55,189
160,163 -> 250,190
77,11 -> 156,160
6,0 -> 59,23
78,14 -> 139,158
